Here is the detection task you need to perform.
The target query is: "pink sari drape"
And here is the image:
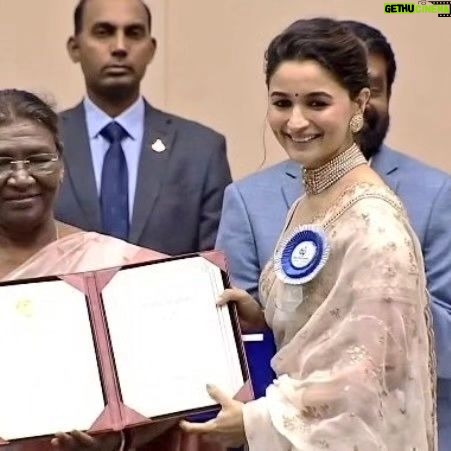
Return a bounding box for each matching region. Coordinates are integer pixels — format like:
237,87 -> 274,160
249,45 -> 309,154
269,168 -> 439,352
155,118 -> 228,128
2,231 -> 223,451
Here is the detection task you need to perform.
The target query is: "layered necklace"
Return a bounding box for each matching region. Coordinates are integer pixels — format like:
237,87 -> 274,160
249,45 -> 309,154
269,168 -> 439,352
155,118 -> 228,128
303,143 -> 367,195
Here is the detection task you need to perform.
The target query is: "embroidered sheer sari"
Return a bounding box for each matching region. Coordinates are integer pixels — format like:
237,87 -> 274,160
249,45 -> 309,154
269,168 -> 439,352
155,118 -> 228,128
243,183 -> 437,450
2,231 -> 222,451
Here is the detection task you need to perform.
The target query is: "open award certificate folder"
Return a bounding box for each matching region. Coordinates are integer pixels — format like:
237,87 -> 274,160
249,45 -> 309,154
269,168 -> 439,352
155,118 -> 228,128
0,251 -> 252,446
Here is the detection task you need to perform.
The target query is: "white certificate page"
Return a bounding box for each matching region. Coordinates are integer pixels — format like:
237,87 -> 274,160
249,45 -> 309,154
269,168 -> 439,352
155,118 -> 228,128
102,256 -> 244,418
0,279 -> 105,441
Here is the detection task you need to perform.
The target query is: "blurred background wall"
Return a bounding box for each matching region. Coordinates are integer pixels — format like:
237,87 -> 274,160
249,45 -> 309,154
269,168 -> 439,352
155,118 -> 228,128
1,0 -> 449,179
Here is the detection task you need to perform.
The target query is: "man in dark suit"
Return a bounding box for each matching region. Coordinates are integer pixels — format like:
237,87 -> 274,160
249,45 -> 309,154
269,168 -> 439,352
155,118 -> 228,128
56,0 -> 232,255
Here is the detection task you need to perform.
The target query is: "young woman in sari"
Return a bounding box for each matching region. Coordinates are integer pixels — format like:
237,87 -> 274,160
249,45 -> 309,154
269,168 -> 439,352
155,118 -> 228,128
0,89 -> 221,451
181,18 -> 437,450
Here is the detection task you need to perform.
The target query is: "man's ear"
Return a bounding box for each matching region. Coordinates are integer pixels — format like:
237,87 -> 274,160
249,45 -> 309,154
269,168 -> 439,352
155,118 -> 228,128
146,37 -> 158,66
356,87 -> 371,113
67,36 -> 81,63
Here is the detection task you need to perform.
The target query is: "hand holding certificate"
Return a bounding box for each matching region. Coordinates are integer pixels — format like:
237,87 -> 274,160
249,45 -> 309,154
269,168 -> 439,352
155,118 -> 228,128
0,252 -> 252,448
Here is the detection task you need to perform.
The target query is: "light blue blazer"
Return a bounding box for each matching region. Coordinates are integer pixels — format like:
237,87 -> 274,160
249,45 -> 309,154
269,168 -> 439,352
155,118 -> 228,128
216,145 -> 451,450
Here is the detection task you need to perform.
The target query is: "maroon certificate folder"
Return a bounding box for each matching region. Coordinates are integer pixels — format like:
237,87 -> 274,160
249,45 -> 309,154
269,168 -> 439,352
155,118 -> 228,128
0,251 -> 252,447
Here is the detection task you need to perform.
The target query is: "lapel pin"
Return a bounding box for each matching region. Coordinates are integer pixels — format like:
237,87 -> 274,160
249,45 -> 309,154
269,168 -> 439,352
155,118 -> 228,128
151,138 -> 166,153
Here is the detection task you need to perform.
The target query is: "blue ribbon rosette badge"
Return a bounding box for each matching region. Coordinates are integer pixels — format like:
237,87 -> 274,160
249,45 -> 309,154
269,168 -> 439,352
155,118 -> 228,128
274,225 -> 330,285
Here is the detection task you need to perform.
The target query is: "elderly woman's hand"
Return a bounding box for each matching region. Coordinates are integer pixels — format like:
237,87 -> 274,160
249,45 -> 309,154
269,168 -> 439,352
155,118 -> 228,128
50,430 -> 121,451
179,384 -> 247,448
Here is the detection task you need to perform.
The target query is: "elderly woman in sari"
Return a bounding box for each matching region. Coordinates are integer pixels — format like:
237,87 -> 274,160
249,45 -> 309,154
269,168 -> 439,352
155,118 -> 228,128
0,89 -> 221,451
181,18 -> 437,450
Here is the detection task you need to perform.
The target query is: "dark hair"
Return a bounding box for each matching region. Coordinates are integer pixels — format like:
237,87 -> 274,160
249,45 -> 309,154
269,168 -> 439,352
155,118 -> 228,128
0,89 -> 63,154
340,20 -> 396,98
74,0 -> 152,35
265,17 -> 369,100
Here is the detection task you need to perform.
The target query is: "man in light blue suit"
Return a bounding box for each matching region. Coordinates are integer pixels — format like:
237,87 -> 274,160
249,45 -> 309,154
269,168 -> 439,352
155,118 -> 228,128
216,21 -> 451,449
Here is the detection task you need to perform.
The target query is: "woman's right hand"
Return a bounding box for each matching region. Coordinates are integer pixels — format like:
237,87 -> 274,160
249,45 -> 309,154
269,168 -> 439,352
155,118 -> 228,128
217,288 -> 267,332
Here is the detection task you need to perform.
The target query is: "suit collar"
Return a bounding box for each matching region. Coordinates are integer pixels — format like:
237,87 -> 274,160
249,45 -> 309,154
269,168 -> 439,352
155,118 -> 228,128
83,96 -> 145,141
370,144 -> 401,193
129,102 -> 176,243
281,159 -> 302,208
283,159 -> 301,178
60,102 -> 102,230
371,144 -> 399,175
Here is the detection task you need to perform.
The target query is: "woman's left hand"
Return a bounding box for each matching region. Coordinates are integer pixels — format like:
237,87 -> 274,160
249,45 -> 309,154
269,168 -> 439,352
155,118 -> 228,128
180,384 -> 246,448
50,430 -> 121,450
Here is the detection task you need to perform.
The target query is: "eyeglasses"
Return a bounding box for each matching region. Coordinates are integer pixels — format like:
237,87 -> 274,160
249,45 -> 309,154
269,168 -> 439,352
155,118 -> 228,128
0,153 -> 60,178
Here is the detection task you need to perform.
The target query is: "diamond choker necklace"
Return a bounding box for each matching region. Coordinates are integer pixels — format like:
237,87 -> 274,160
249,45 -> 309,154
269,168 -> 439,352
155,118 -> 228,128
303,143 -> 367,195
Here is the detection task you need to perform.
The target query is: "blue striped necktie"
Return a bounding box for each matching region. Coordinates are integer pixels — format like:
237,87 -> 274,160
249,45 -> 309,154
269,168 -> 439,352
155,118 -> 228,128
100,121 -> 129,240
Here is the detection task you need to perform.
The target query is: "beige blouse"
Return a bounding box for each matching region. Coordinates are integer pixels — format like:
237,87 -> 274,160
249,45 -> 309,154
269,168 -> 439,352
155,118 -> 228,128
243,183 -> 437,450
